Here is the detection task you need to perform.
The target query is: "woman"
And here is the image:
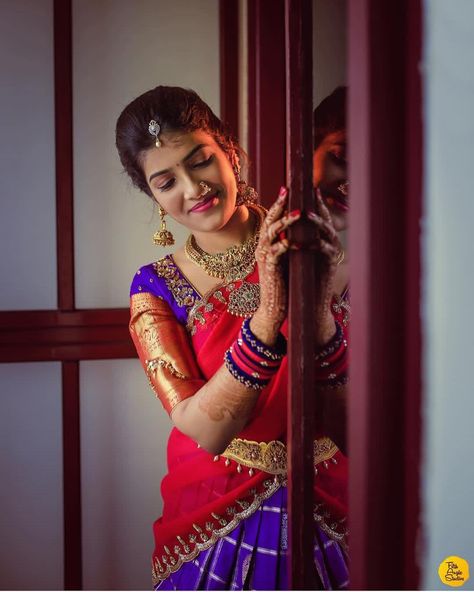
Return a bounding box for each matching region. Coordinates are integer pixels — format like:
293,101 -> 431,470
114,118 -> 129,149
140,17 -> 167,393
312,87 -> 349,451
115,85 -> 349,590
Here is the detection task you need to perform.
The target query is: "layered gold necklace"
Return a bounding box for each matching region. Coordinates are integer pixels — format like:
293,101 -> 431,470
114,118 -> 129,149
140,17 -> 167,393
185,204 -> 266,283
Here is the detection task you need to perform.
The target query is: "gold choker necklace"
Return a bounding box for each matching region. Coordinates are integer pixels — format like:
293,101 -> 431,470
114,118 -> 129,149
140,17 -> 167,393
185,204 -> 266,282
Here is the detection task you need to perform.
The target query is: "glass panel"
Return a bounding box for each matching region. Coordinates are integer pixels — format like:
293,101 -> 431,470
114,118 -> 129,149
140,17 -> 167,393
0,362 -> 63,589
0,0 -> 57,310
313,0 -> 347,105
73,0 -> 220,308
80,359 -> 170,590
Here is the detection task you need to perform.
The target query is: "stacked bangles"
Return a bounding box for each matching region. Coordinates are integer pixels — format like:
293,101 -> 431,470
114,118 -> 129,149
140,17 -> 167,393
315,321 -> 348,388
225,317 -> 287,389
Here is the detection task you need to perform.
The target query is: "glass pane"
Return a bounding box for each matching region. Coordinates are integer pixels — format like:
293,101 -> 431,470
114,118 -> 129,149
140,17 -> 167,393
0,0 -> 57,310
73,0 -> 220,308
313,0 -> 347,106
0,362 -> 63,589
80,359 -> 170,590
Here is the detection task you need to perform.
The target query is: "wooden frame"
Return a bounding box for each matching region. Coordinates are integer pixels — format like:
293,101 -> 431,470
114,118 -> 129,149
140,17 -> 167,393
246,0 -> 286,207
348,1 -> 423,589
1,0 -> 423,589
285,1 -> 319,588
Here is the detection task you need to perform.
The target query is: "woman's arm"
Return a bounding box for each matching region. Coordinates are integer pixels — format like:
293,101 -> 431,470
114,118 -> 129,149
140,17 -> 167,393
132,190 -> 298,454
310,190 -> 348,452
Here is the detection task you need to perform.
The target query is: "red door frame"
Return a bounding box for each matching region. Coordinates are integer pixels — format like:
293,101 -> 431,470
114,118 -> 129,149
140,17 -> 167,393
0,1 -> 423,589
348,1 -> 423,589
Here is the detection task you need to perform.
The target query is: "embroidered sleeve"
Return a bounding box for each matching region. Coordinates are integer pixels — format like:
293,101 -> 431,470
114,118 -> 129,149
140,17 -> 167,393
130,292 -> 205,414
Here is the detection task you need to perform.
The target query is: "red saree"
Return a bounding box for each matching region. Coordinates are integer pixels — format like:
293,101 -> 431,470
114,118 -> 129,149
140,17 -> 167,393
129,258 -> 348,585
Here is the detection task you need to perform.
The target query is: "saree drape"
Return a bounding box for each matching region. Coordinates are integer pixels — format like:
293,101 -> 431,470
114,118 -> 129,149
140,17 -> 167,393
129,255 -> 348,586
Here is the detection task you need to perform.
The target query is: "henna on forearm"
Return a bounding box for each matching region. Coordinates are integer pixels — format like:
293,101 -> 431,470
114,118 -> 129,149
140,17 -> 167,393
197,366 -> 259,421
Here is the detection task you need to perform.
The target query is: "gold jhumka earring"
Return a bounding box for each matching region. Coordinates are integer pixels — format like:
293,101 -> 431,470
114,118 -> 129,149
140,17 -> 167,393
233,164 -> 258,206
153,207 -> 175,246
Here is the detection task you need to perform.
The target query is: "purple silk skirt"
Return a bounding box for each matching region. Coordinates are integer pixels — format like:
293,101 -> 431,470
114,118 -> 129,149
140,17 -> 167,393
154,487 -> 348,590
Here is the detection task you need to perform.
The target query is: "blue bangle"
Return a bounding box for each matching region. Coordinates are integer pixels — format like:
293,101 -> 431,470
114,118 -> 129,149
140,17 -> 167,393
314,321 -> 344,362
241,318 -> 287,361
224,348 -> 270,390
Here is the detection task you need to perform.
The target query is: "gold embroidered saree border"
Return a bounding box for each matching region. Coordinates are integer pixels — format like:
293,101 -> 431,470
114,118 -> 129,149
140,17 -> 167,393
151,474 -> 348,585
152,475 -> 284,585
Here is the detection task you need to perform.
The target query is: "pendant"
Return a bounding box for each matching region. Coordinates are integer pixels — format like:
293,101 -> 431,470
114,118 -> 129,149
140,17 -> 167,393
227,281 -> 261,317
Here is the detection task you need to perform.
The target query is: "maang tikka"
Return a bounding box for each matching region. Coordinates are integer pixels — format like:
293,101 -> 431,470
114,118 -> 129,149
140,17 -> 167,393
148,119 -> 161,147
153,207 -> 175,247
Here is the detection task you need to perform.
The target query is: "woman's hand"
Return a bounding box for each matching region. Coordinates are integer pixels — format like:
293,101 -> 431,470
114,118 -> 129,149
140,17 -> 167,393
251,187 -> 300,345
309,188 -> 342,346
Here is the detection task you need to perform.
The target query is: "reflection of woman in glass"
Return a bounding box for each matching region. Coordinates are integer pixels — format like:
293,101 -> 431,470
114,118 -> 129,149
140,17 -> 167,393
116,86 -> 348,590
312,87 -> 349,451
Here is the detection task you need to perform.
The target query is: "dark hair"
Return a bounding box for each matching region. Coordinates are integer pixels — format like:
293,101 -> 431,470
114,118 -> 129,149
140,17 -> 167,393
115,86 -> 240,197
313,86 -> 347,149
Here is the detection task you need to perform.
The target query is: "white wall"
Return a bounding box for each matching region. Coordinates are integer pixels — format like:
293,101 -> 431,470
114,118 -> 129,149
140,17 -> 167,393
80,360 -> 168,591
73,0 -> 220,309
0,362 -> 63,590
422,1 -> 474,588
0,0 -> 57,310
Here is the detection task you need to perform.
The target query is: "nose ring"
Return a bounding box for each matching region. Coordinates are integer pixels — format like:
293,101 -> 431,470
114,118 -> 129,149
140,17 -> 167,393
199,181 -> 212,197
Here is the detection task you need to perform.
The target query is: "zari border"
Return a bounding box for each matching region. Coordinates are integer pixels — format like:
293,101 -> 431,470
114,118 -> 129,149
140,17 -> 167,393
153,256 -> 199,312
152,475 -> 284,585
314,504 -> 349,553
151,474 -> 348,585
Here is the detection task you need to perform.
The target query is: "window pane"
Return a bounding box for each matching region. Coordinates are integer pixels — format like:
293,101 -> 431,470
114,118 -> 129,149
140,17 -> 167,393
80,359 -> 170,590
0,0 -> 57,310
0,362 -> 63,589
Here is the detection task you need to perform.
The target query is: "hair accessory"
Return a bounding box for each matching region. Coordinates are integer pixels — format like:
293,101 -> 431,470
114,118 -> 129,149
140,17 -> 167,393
337,181 -> 349,196
148,119 -> 161,148
153,206 -> 175,246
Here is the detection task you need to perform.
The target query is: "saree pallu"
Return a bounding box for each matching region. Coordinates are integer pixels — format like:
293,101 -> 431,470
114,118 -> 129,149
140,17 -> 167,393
129,256 -> 349,589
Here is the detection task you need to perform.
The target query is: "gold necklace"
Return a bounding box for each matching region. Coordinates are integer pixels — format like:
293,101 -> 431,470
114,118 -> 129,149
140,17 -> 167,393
185,204 -> 266,282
